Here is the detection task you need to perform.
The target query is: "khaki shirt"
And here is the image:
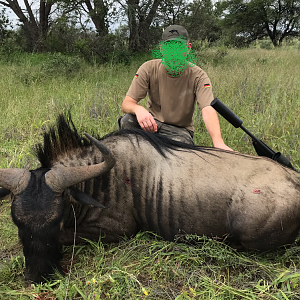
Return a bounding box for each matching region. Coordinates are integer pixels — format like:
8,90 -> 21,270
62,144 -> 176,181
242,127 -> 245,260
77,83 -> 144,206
126,59 -> 214,131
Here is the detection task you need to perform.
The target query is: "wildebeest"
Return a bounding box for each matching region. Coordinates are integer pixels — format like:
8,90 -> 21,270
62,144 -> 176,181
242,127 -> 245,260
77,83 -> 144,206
1,114 -> 300,283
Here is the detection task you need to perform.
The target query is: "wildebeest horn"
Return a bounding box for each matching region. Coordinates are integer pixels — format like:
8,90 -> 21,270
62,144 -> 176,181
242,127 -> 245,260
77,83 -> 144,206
45,133 -> 115,193
0,169 -> 31,194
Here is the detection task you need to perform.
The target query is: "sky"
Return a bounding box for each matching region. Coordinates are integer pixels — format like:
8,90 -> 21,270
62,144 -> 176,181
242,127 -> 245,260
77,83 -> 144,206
1,1 -> 28,28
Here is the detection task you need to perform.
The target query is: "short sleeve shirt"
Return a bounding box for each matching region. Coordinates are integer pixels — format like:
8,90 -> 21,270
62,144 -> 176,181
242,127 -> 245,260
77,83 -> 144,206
126,59 -> 214,131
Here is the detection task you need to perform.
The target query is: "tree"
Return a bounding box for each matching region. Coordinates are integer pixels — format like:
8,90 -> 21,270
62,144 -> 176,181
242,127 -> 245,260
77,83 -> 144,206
183,0 -> 221,42
115,0 -> 162,52
56,0 -> 110,35
218,0 -> 300,46
0,0 -> 54,51
156,0 -> 189,26
0,8 -> 11,43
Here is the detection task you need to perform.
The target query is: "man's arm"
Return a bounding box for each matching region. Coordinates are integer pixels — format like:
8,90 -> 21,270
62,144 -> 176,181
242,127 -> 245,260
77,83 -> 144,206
201,106 -> 233,151
122,95 -> 157,132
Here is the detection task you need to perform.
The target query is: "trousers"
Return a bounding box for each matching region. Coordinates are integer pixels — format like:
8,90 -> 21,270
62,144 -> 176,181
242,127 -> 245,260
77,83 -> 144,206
118,113 -> 194,145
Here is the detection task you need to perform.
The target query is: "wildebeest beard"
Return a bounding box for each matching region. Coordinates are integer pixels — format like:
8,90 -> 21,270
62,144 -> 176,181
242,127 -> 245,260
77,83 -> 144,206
11,168 -> 65,282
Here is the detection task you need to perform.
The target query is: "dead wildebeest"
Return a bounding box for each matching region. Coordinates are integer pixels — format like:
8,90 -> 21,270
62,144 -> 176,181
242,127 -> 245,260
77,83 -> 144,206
1,114 -> 300,283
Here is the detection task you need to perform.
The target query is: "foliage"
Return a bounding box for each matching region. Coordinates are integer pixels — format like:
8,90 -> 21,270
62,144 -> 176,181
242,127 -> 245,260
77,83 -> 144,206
1,0 -> 300,54
54,0 -> 110,34
217,0 -> 300,47
42,15 -> 133,64
0,0 -> 54,51
183,0 -> 222,43
45,16 -> 83,54
1,231 -> 300,299
0,8 -> 11,43
73,32 -> 133,64
156,0 -> 190,27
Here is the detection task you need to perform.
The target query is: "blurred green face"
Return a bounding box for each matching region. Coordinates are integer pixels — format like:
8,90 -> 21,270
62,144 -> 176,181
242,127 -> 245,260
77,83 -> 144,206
154,38 -> 190,77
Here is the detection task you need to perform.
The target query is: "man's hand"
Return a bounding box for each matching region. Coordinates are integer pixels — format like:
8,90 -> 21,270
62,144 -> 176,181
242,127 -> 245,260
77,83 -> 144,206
135,106 -> 158,132
122,95 -> 157,132
213,141 -> 233,151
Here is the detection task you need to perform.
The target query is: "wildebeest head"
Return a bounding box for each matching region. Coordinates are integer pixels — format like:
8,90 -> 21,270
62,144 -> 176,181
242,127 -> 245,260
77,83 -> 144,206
0,134 -> 115,283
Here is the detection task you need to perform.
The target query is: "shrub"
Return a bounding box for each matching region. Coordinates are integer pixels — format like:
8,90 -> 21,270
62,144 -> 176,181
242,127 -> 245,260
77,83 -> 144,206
41,52 -> 83,76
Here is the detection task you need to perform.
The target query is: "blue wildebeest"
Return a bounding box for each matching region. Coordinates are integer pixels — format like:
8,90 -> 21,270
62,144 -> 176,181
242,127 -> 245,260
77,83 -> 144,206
1,114 -> 300,282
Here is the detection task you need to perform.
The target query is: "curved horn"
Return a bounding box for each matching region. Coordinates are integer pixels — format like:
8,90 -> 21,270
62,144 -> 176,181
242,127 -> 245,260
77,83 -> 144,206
0,168 -> 31,194
45,133 -> 115,193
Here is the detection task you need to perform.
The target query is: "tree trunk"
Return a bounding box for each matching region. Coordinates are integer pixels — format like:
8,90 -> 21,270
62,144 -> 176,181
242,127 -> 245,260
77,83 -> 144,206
138,0 -> 160,51
127,0 -> 161,53
0,0 -> 53,51
84,0 -> 108,35
128,0 -> 140,52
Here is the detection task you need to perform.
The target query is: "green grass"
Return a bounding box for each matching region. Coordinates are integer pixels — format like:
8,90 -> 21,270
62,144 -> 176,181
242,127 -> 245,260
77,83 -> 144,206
1,48 -> 300,299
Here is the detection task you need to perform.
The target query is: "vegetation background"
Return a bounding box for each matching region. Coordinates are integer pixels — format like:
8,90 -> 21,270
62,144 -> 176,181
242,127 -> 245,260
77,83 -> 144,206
1,43 -> 300,299
1,0 -> 300,61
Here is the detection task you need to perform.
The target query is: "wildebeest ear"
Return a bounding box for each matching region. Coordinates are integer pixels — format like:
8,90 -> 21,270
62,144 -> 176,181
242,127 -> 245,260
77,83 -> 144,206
0,188 -> 11,199
69,187 -> 106,209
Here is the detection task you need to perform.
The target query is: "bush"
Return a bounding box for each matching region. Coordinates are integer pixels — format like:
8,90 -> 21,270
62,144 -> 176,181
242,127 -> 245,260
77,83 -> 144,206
192,40 -> 229,66
41,52 -> 83,76
11,53 -> 84,85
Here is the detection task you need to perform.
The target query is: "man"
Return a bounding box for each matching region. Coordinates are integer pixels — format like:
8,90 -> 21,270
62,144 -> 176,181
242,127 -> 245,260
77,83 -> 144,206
119,24 -> 232,151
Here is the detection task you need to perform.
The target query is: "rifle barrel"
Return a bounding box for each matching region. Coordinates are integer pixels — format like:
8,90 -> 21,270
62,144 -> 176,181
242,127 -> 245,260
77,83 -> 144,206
210,98 -> 243,128
210,98 -> 298,172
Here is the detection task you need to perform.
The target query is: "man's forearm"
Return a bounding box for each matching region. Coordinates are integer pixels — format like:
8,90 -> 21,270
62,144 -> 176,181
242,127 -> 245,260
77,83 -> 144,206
122,95 -> 140,114
202,106 -> 223,144
202,106 -> 233,151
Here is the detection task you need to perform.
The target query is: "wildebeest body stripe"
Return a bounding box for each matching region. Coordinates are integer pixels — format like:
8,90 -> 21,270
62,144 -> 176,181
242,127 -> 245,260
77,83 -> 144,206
168,186 -> 175,240
156,174 -> 165,238
178,185 -> 186,232
99,172 -> 111,207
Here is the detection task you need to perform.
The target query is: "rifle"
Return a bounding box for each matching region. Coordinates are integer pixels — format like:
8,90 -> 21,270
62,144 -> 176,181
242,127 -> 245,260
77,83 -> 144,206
211,98 -> 298,172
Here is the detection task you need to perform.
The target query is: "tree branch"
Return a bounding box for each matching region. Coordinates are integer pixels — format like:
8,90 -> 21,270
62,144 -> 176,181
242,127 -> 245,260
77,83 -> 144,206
0,1 -> 10,7
23,0 -> 37,26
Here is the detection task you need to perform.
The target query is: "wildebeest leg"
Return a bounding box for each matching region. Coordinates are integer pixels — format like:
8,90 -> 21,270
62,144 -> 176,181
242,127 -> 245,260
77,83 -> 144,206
59,227 -> 123,245
228,188 -> 300,251
60,211 -> 139,245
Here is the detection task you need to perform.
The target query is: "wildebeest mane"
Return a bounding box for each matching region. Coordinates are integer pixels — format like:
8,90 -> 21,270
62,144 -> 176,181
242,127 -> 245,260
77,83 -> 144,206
34,113 -> 214,168
34,113 -> 94,168
100,128 -> 212,158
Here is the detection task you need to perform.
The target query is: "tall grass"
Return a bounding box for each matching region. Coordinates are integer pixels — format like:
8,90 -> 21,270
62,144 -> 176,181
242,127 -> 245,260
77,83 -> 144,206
1,48 -> 300,299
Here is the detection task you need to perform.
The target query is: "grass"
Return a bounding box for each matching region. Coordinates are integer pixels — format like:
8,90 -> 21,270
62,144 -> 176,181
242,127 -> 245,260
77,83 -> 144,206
1,48 -> 300,299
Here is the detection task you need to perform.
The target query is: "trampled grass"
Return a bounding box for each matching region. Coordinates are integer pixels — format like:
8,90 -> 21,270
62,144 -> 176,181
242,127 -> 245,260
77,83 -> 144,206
1,48 -> 300,299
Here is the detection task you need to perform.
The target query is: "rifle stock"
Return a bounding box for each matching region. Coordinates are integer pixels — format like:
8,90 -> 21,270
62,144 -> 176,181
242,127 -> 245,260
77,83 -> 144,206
210,98 -> 297,172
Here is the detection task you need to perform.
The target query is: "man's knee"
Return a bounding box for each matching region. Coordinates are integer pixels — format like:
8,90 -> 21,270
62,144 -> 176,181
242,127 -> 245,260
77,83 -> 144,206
168,133 -> 194,145
118,114 -> 141,130
158,123 -> 194,145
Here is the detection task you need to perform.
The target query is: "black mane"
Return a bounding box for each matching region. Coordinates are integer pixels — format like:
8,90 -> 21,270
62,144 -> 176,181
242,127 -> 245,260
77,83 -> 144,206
35,114 -> 211,168
100,128 -> 210,156
34,114 -> 93,168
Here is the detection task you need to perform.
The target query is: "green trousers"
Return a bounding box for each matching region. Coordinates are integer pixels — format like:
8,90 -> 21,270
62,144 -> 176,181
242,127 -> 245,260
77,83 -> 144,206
118,114 -> 194,145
